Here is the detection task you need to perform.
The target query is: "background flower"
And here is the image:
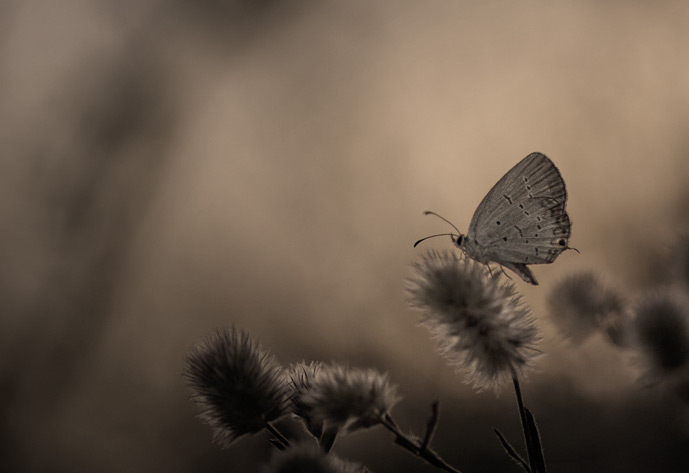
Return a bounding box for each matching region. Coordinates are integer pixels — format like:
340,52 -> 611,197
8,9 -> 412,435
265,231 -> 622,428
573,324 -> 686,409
631,286 -> 689,393
548,271 -> 628,346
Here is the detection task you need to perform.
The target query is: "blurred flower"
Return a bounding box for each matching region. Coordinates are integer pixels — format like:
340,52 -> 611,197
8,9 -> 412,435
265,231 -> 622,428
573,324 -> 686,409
184,326 -> 289,447
667,233 -> 689,287
631,287 -> 689,393
262,444 -> 372,473
298,363 -> 399,436
287,361 -> 324,439
548,271 -> 628,347
407,250 -> 540,390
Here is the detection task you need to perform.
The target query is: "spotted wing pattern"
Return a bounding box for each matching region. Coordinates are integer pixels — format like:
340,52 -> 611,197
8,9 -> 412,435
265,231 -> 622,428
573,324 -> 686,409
466,153 -> 571,267
477,196 -> 571,264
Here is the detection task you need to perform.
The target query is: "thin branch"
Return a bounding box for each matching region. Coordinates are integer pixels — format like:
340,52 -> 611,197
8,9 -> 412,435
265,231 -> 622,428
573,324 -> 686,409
268,438 -> 286,451
381,413 -> 463,473
422,399 -> 440,450
265,421 -> 291,450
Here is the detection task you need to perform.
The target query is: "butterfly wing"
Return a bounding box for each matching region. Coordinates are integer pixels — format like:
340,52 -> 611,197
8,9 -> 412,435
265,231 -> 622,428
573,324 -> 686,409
478,196 -> 571,264
466,153 -> 571,266
501,262 -> 538,285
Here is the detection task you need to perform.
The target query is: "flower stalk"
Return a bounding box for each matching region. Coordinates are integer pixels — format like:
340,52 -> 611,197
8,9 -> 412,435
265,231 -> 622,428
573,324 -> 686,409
380,411 -> 463,473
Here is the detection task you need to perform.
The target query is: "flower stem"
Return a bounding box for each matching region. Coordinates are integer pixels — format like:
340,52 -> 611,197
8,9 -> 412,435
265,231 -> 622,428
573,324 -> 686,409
511,375 -> 533,464
264,421 -> 291,450
381,413 -> 463,473
511,374 -> 546,473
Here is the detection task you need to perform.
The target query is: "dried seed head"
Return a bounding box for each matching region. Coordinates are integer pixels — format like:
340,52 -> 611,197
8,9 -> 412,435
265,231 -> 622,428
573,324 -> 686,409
287,361 -> 324,439
407,250 -> 541,390
298,363 -> 399,435
184,326 -> 289,447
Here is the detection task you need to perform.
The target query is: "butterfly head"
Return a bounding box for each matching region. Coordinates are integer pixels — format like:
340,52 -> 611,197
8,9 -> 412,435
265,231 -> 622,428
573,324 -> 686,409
414,211 -> 467,250
452,233 -> 466,249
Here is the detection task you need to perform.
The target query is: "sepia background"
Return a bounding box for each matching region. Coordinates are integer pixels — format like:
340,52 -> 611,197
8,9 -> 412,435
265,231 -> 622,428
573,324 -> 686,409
2,1 -> 689,471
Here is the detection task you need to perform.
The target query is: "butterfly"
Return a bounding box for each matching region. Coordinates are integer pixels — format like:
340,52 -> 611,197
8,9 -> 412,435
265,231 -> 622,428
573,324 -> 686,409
415,152 -> 574,285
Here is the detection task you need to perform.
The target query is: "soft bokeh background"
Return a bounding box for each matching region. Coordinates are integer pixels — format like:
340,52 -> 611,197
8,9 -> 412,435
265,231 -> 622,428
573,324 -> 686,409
2,1 -> 689,472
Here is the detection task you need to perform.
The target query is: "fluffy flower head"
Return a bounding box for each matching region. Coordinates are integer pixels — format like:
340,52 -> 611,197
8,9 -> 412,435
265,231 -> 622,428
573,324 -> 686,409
407,250 -> 540,390
287,361 -> 325,438
631,286 -> 689,389
548,271 -> 628,346
183,326 -> 289,447
297,363 -> 399,434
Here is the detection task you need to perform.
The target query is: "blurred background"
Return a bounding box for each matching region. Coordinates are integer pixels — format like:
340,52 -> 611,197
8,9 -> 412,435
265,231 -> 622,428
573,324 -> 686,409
2,1 -> 689,471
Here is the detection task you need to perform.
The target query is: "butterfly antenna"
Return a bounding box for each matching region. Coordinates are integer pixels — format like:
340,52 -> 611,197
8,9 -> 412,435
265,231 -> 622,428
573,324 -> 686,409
413,233 -> 457,248
423,211 -> 462,235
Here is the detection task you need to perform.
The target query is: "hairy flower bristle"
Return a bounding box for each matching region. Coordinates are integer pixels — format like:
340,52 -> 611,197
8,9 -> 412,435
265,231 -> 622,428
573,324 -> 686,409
287,361 -> 324,439
407,250 -> 541,390
298,363 -> 399,435
183,326 -> 289,447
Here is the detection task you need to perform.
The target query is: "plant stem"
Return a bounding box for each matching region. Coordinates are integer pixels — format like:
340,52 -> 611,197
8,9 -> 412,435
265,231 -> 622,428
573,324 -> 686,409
265,421 -> 291,450
511,374 -> 534,468
512,373 -> 533,464
381,414 -> 463,473
511,372 -> 546,473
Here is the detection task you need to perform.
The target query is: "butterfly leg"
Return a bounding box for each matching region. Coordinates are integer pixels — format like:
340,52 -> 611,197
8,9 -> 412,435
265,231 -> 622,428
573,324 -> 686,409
499,265 -> 513,280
